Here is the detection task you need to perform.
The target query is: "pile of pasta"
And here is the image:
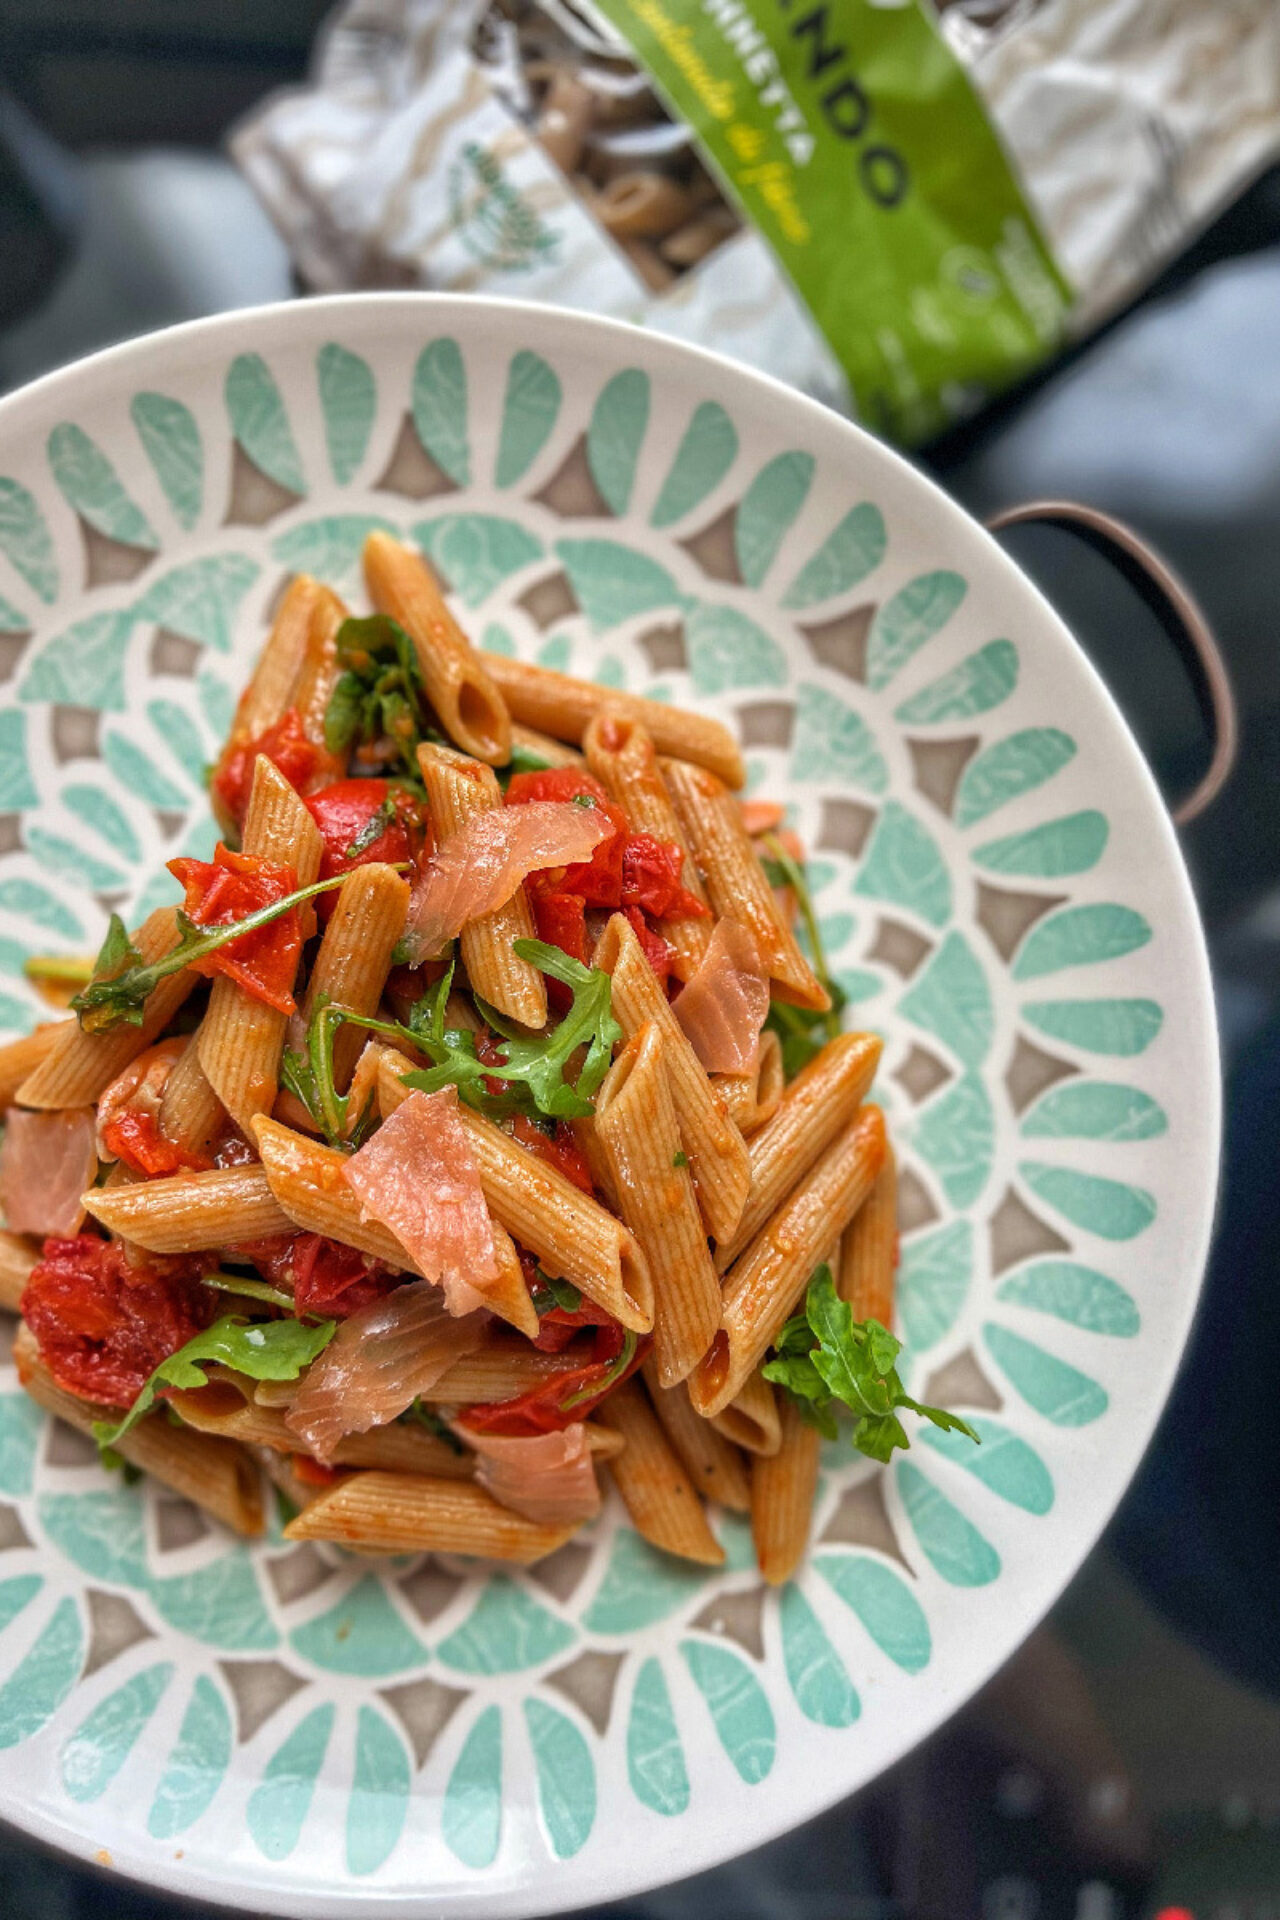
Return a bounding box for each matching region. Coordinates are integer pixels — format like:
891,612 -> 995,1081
0,532 -> 966,1585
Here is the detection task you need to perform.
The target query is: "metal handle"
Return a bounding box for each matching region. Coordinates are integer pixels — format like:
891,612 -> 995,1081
986,499 -> 1238,826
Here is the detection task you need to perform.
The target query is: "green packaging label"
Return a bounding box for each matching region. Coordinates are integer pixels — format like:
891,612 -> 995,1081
588,0 -> 1072,444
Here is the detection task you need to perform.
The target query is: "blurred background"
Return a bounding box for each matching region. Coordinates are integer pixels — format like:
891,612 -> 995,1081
1,4 -> 1279,1917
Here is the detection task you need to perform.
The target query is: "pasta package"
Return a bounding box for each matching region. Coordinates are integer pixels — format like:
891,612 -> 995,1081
233,0 -> 1280,444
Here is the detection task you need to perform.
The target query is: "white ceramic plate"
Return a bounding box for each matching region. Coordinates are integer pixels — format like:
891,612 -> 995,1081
0,296 -> 1218,1916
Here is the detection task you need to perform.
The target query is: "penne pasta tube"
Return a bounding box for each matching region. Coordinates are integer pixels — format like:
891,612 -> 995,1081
0,1231 -> 36,1313
16,910 -> 197,1110
250,1114 -> 538,1339
708,1368 -> 782,1457
15,1325 -> 264,1536
282,1470 -> 576,1562
167,1374 -> 475,1479
593,912 -> 750,1245
479,650 -> 745,789
642,1359 -> 750,1512
662,755 -> 828,1010
375,1055 -> 652,1334
752,1027 -> 785,1129
750,1394 -> 821,1586
425,1337 -> 585,1406
212,574 -> 322,833
417,743 -> 545,1027
838,1149 -> 898,1329
0,1023 -> 61,1106
364,532 -> 510,765
198,757 -> 323,1137
594,1023 -> 719,1387
158,1037 -> 226,1161
568,1113 -> 619,1212
709,1029 -> 782,1136
509,722 -> 584,770
594,1379 -> 724,1565
714,1031 -> 882,1271
300,861 -> 409,1088
291,584 -> 348,774
584,710 -> 711,981
81,1163 -> 293,1253
691,1104 -> 888,1419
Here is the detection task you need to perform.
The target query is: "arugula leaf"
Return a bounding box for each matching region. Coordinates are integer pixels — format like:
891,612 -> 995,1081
760,834 -> 848,1076
761,1267 -> 978,1462
402,1399 -> 468,1454
531,1271 -> 582,1316
200,1272 -> 296,1312
496,741 -> 553,790
345,795 -> 399,859
325,614 -> 445,781
561,1329 -> 637,1410
92,1314 -> 337,1452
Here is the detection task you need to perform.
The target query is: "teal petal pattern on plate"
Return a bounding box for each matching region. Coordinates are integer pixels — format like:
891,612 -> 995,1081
910,1071 -> 995,1207
317,343 -> 376,485
778,1587 -> 859,1728
627,1658 -> 689,1816
584,1528 -> 711,1634
685,601 -> 786,694
131,392 -> 202,528
103,730 -> 188,810
555,537 -> 684,632
413,339 -> 470,486
442,1705 -> 502,1868
137,554 -> 260,653
595,653 -> 625,689
537,634 -> 571,671
0,1597 -> 83,1750
347,1706 -> 410,1875
524,1698 -> 595,1859
1019,1081 -> 1167,1141
20,609 -> 136,710
413,514 -> 543,607
0,590 -> 27,632
649,401 -> 737,529
0,1576 -> 41,1640
37,1489 -> 148,1587
0,1395 -> 43,1496
272,514 -> 398,585
60,1662 -> 173,1802
679,1640 -> 775,1785
435,1579 -> 573,1674
789,684 -> 888,794
866,570 -> 966,691
735,451 -> 813,588
47,423 -> 158,550
23,829 -> 124,892
972,810 -> 1108,878
247,1705 -> 336,1861
225,354 -> 306,496
896,1463 -> 1000,1587
982,1325 -> 1109,1426
1018,1160 -> 1156,1241
0,477 -> 58,601
811,1555 -> 931,1673
197,669 -> 234,739
0,879 -> 81,941
954,728 -> 1076,827
148,1555 -> 279,1651
587,369 -> 649,515
1022,998 -> 1163,1057
146,699 -> 207,787
853,800 -> 951,926
289,1575 -> 426,1677
1012,904 -> 1152,981
148,1675 -> 232,1839
63,784 -> 141,862
482,620 -> 514,656
996,1260 -> 1140,1337
782,502 -> 885,610
918,1417 -> 1054,1515
897,1220 -> 971,1353
893,638 -> 1017,724
0,712 -> 37,810
897,929 -> 993,1069
496,350 -> 561,488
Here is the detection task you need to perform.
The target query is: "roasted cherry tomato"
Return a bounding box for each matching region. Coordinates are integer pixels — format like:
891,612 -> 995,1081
168,844 -> 303,1014
21,1236 -> 212,1408
212,709 -> 328,827
303,779 -> 425,919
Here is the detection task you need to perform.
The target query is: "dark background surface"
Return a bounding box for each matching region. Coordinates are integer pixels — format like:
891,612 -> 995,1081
1,8 -> 1280,1915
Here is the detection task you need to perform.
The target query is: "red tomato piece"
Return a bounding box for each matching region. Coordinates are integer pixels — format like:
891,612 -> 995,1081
213,709 -> 327,827
291,1233 -> 397,1319
460,1323 -> 648,1435
621,833 -> 707,920
623,905 -> 676,990
100,1108 -> 211,1179
510,1114 -> 594,1194
505,768 -> 629,907
21,1235 -> 214,1408
291,1453 -> 344,1489
168,844 -> 303,1015
530,888 -> 588,969
303,779 -> 424,921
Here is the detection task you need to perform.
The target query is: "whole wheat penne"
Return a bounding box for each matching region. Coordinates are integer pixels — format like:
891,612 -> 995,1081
212,574 -> 321,832
568,1113 -> 619,1211
839,1149 -> 897,1328
709,1368 -> 782,1457
584,1423 -> 626,1460
752,1027 -> 784,1129
510,722 -> 584,770
751,1394 -> 821,1585
594,1023 -> 719,1387
250,1114 -> 539,1339
479,650 -> 745,789
594,912 -> 750,1245
15,1325 -> 263,1535
662,756 -> 827,1010
375,1055 -> 652,1334
364,532 -> 511,765
424,1337 -> 584,1405
16,910 -> 197,1110
291,584 -> 348,777
167,1375 -> 475,1479
584,711 -> 711,981
198,758 -> 323,1136
643,1359 -> 750,1511
0,1023 -> 61,1105
417,743 -> 545,1027
158,1038 -> 226,1160
81,1163 -> 292,1253
341,1037 -> 386,1141
691,1105 -> 888,1418
300,862 -> 409,1088
594,1379 -> 724,1565
283,1470 -> 576,1561
0,1231 -> 36,1312
714,1031 -> 882,1270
